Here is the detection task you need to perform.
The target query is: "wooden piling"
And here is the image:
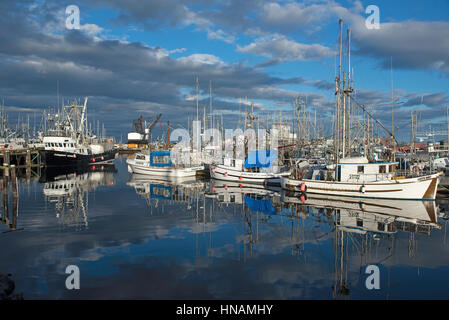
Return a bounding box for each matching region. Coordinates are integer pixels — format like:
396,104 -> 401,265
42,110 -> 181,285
3,173 -> 8,222
4,150 -> 10,166
11,165 -> 16,189
11,165 -> 18,230
26,150 -> 31,181
3,163 -> 9,178
26,150 -> 31,166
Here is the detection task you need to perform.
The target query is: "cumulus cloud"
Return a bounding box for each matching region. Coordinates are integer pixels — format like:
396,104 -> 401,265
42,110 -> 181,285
237,35 -> 335,63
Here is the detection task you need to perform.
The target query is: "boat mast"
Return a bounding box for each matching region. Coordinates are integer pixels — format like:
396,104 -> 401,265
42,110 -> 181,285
346,28 -> 352,157
166,121 -> 170,149
447,106 -> 449,153
196,76 -> 199,121
391,57 -> 395,161
335,19 -> 343,177
79,96 -> 88,143
209,80 -> 213,132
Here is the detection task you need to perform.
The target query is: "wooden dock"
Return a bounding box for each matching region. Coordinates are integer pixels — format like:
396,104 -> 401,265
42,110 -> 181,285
0,148 -> 43,181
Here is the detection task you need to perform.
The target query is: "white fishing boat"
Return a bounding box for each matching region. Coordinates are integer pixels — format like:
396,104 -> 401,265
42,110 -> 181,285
280,20 -> 443,201
126,150 -> 205,178
280,156 -> 442,200
210,150 -> 290,185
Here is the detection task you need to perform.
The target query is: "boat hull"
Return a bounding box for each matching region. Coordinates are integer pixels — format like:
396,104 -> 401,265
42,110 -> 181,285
210,164 -> 289,185
280,173 -> 442,200
127,161 -> 204,178
40,149 -> 118,167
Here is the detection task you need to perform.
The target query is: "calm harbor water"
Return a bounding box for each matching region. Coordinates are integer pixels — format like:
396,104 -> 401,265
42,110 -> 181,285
2,155 -> 449,300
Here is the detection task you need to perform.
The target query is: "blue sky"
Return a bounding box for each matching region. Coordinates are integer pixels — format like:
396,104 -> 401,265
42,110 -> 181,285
0,0 -> 448,141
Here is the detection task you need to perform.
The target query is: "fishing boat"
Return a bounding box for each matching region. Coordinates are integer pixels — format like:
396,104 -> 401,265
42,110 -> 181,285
210,149 -> 290,185
280,156 -> 442,200
281,20 -> 442,200
40,97 -> 118,167
126,150 -> 205,178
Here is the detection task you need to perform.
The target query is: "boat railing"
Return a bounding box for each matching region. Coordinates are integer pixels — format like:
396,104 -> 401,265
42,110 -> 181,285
346,173 -> 392,183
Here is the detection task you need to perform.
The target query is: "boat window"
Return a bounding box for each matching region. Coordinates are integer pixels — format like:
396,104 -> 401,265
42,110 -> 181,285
51,143 -> 55,147
389,164 -> 395,172
356,219 -> 363,227
59,143 -> 63,147
357,166 -> 364,173
153,155 -> 171,164
136,155 -> 146,160
377,222 -> 385,231
379,165 -> 386,174
388,224 -> 396,232
232,159 -> 235,167
63,143 -> 67,147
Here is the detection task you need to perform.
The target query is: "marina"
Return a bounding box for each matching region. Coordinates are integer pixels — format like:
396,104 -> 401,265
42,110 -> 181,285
1,61 -> 449,301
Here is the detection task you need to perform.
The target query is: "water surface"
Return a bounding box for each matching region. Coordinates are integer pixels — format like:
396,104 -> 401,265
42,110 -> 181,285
1,156 -> 449,299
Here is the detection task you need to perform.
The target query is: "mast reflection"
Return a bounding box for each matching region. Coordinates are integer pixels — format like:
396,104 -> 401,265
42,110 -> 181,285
41,165 -> 116,229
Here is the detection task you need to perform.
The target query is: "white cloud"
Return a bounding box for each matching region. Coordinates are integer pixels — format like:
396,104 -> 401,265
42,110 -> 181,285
177,54 -> 225,66
237,35 -> 335,62
80,24 -> 104,36
207,29 -> 235,43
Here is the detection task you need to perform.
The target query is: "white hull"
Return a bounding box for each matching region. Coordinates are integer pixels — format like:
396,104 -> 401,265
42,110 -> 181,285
280,173 -> 442,200
127,160 -> 204,178
210,164 -> 290,185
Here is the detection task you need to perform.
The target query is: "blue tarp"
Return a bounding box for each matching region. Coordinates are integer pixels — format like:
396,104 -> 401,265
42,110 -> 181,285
244,196 -> 276,214
244,150 -> 277,169
150,151 -> 172,167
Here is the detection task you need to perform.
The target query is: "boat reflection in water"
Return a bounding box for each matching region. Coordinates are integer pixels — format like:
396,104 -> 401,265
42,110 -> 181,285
205,179 -> 280,206
127,174 -> 206,214
122,174 -> 446,299
203,179 -> 443,298
281,192 -> 440,234
41,165 -> 116,228
280,191 -> 441,299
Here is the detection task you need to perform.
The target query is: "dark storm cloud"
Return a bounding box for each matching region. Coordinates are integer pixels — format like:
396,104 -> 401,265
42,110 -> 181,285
1,0 -> 336,137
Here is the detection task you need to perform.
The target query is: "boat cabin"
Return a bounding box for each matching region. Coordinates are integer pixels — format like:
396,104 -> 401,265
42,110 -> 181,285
43,136 -> 88,154
337,157 -> 397,183
222,150 -> 278,173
